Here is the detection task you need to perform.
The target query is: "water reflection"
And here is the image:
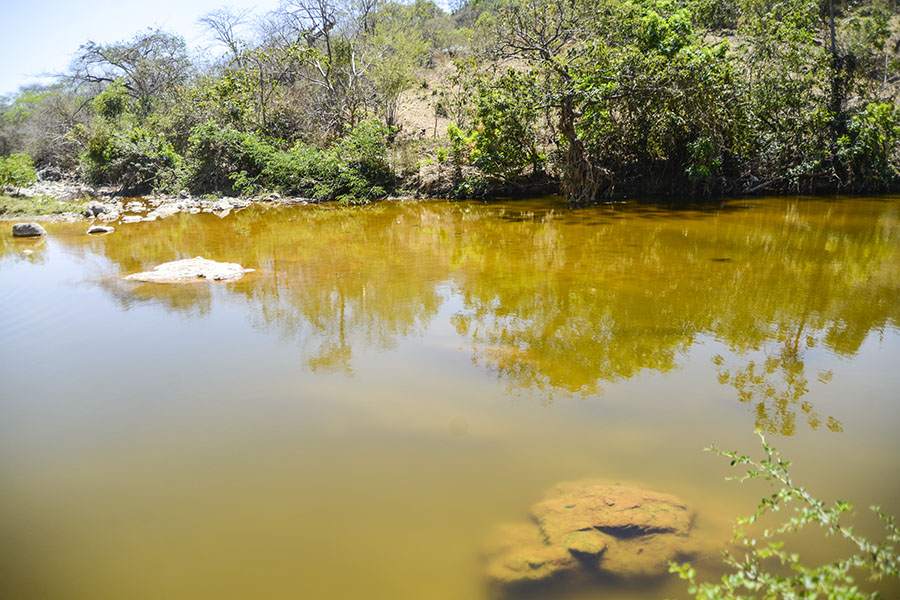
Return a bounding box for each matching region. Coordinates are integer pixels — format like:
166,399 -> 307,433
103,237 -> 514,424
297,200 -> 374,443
29,196 -> 900,432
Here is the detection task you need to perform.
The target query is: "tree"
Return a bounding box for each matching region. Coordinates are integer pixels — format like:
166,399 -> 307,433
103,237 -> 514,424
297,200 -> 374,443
493,0 -> 613,203
69,29 -> 191,116
199,7 -> 252,68
363,1 -> 429,127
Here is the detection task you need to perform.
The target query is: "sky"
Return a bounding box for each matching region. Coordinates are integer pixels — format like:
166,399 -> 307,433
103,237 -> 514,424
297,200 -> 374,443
0,0 -> 282,97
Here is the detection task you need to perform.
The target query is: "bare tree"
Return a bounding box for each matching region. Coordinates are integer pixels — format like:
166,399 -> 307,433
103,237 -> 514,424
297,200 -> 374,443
199,7 -> 252,68
69,29 -> 191,114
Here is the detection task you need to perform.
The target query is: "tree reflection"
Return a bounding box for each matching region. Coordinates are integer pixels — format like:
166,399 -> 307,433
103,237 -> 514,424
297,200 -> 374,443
53,197 -> 900,433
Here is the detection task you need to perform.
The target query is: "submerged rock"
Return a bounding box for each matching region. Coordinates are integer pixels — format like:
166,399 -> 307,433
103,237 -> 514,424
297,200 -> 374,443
121,215 -> 143,224
87,225 -> 114,235
124,257 -> 254,283
483,480 -> 701,588
12,223 -> 47,237
483,523 -> 578,585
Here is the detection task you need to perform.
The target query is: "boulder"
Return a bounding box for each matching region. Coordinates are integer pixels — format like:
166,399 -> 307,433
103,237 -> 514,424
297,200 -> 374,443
482,523 -> 578,586
210,199 -> 232,212
12,223 -> 47,237
227,197 -> 251,209
82,201 -> 110,218
121,215 -> 143,224
36,166 -> 63,182
483,480 -> 701,588
87,226 -> 114,235
124,257 -> 254,283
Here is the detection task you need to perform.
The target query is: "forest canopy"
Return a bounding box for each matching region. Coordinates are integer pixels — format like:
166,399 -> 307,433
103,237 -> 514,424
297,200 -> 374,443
1,0 -> 899,202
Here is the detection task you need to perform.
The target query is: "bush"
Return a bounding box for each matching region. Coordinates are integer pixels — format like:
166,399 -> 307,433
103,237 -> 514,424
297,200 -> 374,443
837,103 -> 900,189
0,153 -> 37,189
81,127 -> 182,192
184,121 -> 272,194
184,120 -> 394,203
672,431 -> 900,599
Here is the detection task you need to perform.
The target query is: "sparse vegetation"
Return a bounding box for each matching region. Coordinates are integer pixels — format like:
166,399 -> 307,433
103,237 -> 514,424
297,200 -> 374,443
0,194 -> 80,217
672,431 -> 900,599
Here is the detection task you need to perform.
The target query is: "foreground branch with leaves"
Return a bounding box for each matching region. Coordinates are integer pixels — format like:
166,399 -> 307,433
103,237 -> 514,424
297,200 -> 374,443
672,431 -> 900,599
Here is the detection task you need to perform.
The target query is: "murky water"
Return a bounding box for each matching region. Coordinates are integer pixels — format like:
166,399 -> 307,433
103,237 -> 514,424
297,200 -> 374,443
1,196 -> 899,599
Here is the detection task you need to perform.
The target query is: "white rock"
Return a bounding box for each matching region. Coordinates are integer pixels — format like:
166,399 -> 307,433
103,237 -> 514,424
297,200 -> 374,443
87,225 -> 115,234
121,215 -> 143,224
124,257 -> 254,283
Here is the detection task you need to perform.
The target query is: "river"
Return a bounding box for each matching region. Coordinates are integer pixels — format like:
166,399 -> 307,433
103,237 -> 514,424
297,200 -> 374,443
1,196 -> 899,599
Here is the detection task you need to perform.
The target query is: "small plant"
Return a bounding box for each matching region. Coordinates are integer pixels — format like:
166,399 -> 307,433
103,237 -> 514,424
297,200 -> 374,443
672,431 -> 899,599
0,154 -> 37,189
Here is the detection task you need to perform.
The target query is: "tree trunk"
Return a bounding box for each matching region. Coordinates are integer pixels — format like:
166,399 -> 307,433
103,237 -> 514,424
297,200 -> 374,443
558,94 -> 611,203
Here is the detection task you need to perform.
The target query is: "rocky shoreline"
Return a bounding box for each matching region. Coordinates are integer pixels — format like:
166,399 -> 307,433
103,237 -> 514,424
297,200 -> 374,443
3,178 -> 355,223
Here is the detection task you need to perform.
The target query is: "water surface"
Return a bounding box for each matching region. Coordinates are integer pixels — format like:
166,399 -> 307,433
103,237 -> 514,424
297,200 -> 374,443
1,196 -> 899,599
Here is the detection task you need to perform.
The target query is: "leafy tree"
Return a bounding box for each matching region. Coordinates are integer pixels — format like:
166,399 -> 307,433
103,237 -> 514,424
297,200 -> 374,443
364,1 -> 429,127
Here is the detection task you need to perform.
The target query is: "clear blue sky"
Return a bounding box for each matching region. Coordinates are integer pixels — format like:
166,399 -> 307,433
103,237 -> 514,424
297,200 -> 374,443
0,0 -> 282,96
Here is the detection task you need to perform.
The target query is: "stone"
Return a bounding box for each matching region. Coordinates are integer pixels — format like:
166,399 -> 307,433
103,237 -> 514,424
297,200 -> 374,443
261,192 -> 280,202
82,200 -> 110,218
87,225 -> 114,235
99,211 -> 120,222
121,215 -> 143,224
531,481 -> 692,546
124,257 -> 254,283
228,197 -> 251,209
12,223 -> 47,237
152,202 -> 185,218
561,530 -> 609,556
483,480 -> 700,588
210,199 -> 232,212
36,166 -> 63,181
482,523 -> 578,586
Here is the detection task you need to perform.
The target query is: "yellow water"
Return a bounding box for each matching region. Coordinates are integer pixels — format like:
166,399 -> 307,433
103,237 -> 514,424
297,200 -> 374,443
1,196 -> 899,599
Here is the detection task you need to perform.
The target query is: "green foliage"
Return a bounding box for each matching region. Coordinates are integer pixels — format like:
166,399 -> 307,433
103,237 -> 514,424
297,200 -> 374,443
80,127 -> 182,191
365,2 -> 430,126
469,69 -> 544,181
0,153 -> 37,188
184,121 -> 273,193
0,194 -> 80,216
575,6 -> 742,185
184,120 -> 393,202
837,103 -> 900,188
672,431 -> 900,599
90,81 -> 131,122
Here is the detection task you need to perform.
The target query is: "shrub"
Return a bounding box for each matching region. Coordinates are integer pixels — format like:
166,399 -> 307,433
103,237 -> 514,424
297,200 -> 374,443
672,431 -> 899,599
0,153 -> 37,189
81,127 -> 182,191
184,121 -> 273,194
184,119 -> 393,203
837,103 -> 900,189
